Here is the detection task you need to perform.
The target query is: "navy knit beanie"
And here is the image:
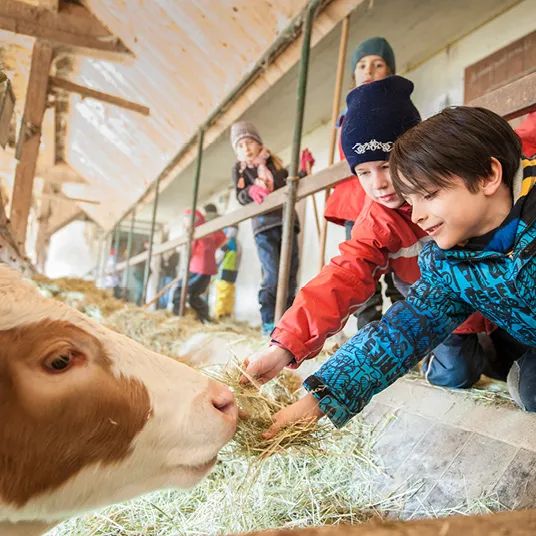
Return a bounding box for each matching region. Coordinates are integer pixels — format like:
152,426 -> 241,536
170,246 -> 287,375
351,37 -> 396,75
341,75 -> 421,174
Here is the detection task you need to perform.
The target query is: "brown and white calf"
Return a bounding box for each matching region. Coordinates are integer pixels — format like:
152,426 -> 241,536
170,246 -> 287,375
0,266 -> 237,536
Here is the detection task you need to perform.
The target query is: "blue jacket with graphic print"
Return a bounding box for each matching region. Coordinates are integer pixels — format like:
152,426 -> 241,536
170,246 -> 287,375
304,158 -> 536,427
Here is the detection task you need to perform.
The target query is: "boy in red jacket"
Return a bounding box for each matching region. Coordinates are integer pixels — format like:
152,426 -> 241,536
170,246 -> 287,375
243,76 -> 492,391
172,208 -> 226,322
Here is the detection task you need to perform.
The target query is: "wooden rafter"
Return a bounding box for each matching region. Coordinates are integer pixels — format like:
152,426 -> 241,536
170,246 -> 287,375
10,40 -> 54,251
0,0 -> 130,57
49,76 -> 150,116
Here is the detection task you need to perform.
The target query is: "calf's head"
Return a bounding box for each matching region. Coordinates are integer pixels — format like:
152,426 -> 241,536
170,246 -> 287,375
0,266 -> 237,527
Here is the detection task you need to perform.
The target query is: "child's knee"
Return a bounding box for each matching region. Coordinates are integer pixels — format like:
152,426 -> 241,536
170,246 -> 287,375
424,356 -> 477,388
424,334 -> 484,389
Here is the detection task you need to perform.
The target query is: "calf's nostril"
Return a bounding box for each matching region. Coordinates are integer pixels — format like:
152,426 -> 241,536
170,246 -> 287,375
211,387 -> 237,418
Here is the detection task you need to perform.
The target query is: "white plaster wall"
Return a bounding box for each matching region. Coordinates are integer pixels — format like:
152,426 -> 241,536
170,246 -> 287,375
407,0 -> 535,118
45,220 -> 96,278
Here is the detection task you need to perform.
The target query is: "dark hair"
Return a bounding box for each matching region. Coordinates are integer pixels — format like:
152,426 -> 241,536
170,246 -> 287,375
390,106 -> 522,197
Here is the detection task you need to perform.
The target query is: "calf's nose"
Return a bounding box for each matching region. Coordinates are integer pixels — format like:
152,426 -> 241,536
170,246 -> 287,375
209,381 -> 237,421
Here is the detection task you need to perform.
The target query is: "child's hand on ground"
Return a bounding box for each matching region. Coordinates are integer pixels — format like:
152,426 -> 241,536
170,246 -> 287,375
240,345 -> 294,385
263,393 -> 325,439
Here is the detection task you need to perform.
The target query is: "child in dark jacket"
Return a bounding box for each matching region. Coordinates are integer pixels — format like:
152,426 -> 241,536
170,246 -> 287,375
231,120 -> 300,334
172,209 -> 226,322
263,106 -> 535,434
243,76 -> 493,398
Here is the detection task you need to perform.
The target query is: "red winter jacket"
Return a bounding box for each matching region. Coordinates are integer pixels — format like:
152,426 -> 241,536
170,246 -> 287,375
324,123 -> 366,225
516,112 -> 536,157
187,210 -> 226,275
272,197 -> 492,364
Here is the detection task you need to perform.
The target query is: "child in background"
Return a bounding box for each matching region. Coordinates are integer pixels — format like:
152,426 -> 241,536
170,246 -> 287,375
325,36 -> 403,329
214,225 -> 241,320
157,248 -> 179,309
231,120 -> 300,335
243,77 -> 493,405
172,209 -> 226,322
263,106 -> 535,434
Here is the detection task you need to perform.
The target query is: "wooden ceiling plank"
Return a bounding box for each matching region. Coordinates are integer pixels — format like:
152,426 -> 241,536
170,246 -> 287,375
10,39 -> 54,251
49,76 -> 150,116
0,0 -> 130,56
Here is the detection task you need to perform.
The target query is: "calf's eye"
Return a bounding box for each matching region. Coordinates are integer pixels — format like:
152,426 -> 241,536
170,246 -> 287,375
44,353 -> 73,373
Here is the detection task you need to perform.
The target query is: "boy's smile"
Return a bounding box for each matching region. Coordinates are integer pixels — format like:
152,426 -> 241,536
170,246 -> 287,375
355,161 -> 404,209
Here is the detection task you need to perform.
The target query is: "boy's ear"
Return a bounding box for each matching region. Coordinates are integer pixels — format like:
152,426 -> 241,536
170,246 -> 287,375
481,157 -> 503,196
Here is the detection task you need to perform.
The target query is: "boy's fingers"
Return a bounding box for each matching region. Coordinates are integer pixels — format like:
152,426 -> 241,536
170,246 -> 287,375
262,420 -> 282,440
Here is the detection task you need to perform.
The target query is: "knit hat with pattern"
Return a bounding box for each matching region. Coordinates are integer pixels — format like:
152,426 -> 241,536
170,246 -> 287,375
341,75 -> 421,173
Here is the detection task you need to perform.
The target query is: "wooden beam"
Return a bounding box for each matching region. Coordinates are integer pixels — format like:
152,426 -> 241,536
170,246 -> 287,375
243,509 -> 536,536
116,160 -> 350,271
35,106 -> 55,271
49,76 -> 150,116
10,40 -> 54,251
0,0 -> 130,57
468,71 -> 536,120
38,161 -> 87,184
36,191 -> 101,205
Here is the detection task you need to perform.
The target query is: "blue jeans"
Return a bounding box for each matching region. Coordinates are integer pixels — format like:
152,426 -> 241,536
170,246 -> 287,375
254,226 -> 299,325
157,275 -> 173,309
171,273 -> 211,321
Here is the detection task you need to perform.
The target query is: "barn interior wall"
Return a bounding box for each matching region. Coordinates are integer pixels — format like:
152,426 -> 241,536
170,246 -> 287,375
44,0 -> 533,329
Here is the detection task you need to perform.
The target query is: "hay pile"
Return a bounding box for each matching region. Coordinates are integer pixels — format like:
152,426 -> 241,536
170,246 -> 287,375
212,364 -> 330,459
32,274 -> 124,319
49,410 -> 501,536
105,307 -> 263,362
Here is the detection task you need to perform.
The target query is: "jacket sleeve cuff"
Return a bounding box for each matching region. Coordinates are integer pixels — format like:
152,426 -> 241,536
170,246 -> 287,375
303,375 -> 356,428
271,328 -> 317,367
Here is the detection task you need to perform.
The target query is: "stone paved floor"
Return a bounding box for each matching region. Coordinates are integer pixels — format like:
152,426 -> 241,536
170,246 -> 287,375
356,377 -> 536,517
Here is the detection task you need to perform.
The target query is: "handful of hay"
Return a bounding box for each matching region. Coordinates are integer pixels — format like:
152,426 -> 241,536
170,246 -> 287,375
214,363 -> 330,459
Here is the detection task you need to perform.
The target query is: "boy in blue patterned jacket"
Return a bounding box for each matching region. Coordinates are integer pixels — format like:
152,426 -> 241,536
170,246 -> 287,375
264,106 -> 536,435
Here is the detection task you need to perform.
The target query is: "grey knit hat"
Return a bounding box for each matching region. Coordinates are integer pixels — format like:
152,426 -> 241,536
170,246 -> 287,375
230,121 -> 263,151
351,37 -> 396,75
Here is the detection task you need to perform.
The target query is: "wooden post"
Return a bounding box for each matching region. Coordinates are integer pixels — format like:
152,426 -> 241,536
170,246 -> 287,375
10,39 -> 53,251
318,16 -> 350,270
35,106 -> 55,271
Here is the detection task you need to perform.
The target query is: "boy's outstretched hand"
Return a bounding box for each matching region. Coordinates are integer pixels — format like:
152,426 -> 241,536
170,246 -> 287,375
263,393 -> 325,439
240,345 -> 294,385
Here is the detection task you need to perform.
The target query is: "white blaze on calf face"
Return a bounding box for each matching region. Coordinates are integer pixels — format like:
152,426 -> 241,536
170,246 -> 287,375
0,266 -> 237,526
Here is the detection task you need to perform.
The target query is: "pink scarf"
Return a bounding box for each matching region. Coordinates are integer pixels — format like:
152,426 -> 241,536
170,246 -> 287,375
239,147 -> 274,192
